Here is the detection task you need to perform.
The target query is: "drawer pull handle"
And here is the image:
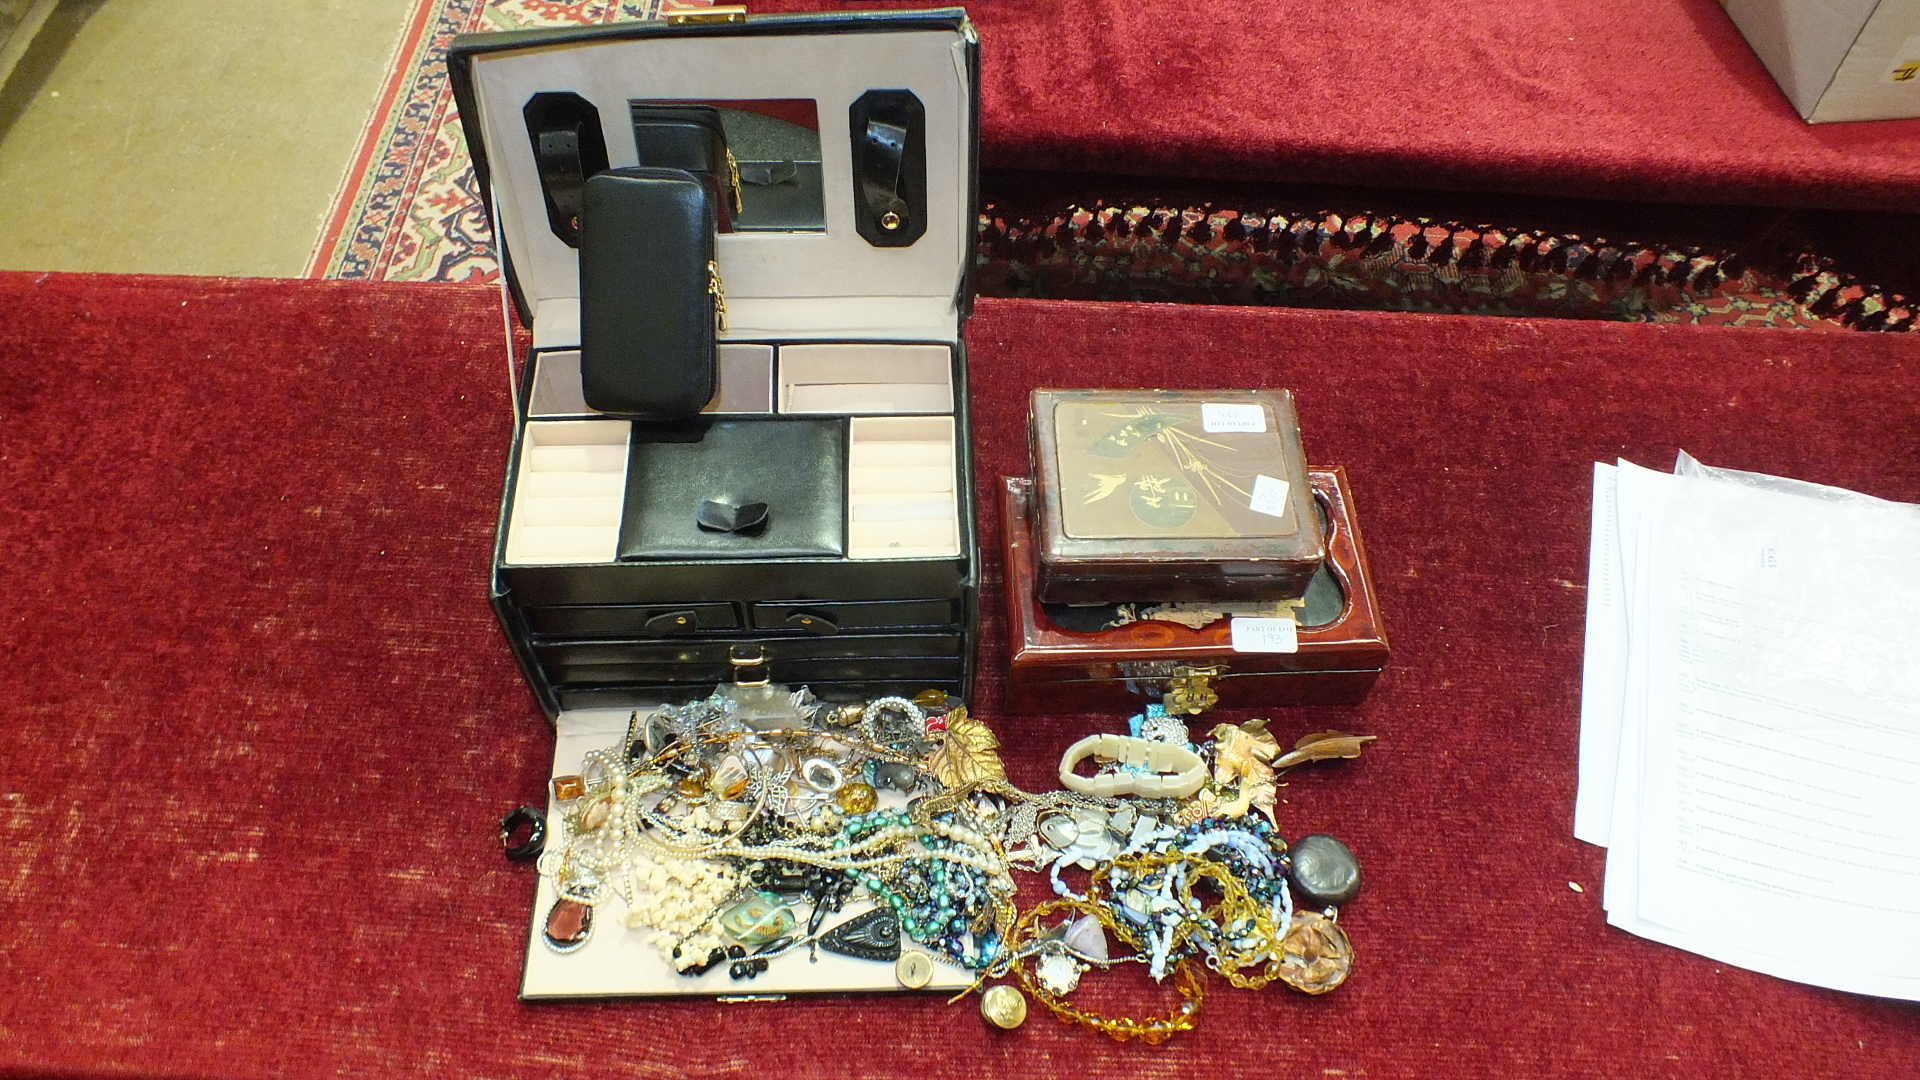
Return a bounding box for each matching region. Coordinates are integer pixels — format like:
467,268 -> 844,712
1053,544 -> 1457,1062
786,611 -> 839,636
644,609 -> 701,637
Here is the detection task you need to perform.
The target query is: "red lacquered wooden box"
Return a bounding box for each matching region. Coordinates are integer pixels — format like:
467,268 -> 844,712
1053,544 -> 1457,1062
1002,469 -> 1389,713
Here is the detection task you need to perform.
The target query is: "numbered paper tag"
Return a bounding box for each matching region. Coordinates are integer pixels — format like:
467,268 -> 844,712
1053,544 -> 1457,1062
1888,35 -> 1920,83
1230,616 -> 1299,653
1201,402 -> 1266,433
1249,474 -> 1290,518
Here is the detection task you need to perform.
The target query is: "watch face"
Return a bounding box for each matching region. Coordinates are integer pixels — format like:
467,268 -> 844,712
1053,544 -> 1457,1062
1050,399 -> 1301,541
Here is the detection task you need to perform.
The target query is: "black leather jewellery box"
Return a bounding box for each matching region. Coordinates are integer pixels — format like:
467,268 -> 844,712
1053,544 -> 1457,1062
449,9 -> 983,721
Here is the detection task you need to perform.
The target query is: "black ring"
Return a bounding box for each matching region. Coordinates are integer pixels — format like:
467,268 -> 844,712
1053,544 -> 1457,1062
500,805 -> 546,863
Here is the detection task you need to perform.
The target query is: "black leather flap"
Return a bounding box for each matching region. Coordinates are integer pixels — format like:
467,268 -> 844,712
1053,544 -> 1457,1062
630,105 -> 738,229
751,598 -> 956,632
522,603 -> 739,637
630,105 -> 729,177
619,418 -> 846,561
579,167 -> 717,417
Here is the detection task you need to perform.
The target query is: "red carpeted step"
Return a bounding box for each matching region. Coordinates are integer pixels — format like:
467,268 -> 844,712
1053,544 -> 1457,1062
2,271 -> 1918,1078
756,0 -> 1920,212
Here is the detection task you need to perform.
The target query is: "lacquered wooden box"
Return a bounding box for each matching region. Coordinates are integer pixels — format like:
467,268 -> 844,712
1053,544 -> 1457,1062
1002,469 -> 1389,713
1028,388 -> 1323,603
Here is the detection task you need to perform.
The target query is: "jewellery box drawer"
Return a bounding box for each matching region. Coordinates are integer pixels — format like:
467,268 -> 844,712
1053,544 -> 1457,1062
499,556 -> 971,608
535,633 -> 964,684
547,655 -> 965,688
522,602 -> 741,637
749,598 -> 958,633
556,674 -> 964,713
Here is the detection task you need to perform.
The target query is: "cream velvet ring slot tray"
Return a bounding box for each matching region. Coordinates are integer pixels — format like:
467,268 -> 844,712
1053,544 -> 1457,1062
505,344 -> 963,566
847,416 -> 960,560
522,343 -> 958,423
501,415 -> 963,565
504,420 -> 631,566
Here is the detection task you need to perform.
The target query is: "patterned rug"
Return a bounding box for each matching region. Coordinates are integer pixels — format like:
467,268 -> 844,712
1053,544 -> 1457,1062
306,0 -> 710,282
977,204 -> 1915,332
308,1 -> 1912,333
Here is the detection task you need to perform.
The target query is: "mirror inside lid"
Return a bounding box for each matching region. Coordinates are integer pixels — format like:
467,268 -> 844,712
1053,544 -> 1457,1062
451,9 -> 979,344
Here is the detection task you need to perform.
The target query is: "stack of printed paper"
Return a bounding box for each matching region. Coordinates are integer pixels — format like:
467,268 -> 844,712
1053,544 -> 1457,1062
1576,454 -> 1920,999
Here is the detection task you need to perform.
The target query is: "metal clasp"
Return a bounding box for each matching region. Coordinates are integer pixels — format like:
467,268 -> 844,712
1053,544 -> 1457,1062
1162,664 -> 1225,716
668,6 -> 747,25
708,260 -> 728,332
729,644 -> 770,688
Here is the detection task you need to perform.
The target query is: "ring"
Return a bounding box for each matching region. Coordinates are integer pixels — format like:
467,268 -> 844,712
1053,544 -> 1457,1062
860,696 -> 926,745
500,805 -> 547,863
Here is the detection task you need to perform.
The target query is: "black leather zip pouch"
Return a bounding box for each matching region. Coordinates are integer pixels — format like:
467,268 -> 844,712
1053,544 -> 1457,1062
630,104 -> 742,229
579,167 -> 719,418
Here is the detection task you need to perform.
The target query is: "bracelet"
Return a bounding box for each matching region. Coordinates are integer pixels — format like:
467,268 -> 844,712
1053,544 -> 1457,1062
500,805 -> 546,863
860,696 -> 927,751
1058,733 -> 1206,799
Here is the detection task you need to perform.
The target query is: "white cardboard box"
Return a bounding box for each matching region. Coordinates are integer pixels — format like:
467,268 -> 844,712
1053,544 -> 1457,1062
1722,0 -> 1920,122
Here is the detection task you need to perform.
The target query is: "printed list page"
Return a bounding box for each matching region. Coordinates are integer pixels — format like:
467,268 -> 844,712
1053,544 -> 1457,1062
1636,473 -> 1920,985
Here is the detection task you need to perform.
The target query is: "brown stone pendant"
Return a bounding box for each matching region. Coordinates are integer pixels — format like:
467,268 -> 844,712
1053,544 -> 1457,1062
550,775 -> 587,803
1276,911 -> 1351,994
543,899 -> 593,954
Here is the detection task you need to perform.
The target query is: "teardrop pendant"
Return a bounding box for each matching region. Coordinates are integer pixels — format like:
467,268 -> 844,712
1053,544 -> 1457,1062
543,898 -> 593,954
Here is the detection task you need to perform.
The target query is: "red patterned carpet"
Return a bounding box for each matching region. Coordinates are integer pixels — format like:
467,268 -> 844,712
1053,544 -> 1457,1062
977,199 -> 1915,330
4,270 -> 1919,1078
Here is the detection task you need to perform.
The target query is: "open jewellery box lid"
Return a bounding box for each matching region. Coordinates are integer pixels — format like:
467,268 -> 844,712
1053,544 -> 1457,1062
450,11 -> 984,1000
448,8 -> 981,351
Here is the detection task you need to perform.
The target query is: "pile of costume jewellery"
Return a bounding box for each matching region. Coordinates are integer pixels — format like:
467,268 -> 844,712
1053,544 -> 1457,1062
535,683 -> 1374,1043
